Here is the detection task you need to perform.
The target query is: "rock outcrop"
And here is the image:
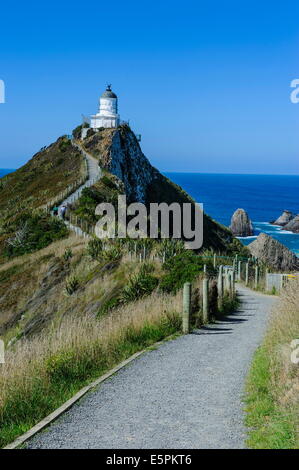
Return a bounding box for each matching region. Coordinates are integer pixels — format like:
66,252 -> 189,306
248,233 -> 298,271
229,209 -> 253,237
283,214 -> 299,233
81,124 -> 243,252
273,210 -> 294,226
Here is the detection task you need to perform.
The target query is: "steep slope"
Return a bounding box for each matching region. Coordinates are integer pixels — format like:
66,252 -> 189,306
283,214 -> 299,233
79,124 -> 243,253
0,137 -> 85,259
273,210 -> 294,226
0,136 -> 84,218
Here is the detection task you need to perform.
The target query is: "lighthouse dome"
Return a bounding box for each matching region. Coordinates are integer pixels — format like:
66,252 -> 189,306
101,85 -> 117,99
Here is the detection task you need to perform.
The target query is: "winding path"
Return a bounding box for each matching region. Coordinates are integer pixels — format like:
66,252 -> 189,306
26,285 -> 277,449
58,141 -> 102,237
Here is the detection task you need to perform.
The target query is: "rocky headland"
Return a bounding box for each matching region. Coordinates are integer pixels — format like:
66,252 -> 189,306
248,232 -> 298,271
283,214 -> 299,233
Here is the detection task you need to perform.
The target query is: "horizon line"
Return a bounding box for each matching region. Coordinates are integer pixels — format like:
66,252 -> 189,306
163,171 -> 299,176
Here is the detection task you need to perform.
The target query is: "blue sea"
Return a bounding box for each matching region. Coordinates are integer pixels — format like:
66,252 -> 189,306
0,169 -> 14,178
165,173 -> 299,256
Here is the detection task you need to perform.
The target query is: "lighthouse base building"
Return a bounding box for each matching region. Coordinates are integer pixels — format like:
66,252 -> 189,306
81,85 -> 140,141
90,85 -> 120,129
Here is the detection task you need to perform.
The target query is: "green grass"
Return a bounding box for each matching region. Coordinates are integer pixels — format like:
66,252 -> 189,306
244,345 -> 297,449
0,315 -> 180,448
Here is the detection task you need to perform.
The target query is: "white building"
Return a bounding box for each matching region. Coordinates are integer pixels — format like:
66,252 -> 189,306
80,85 -> 141,141
89,85 -> 120,130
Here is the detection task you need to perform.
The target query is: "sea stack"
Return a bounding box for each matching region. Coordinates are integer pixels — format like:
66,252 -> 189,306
229,208 -> 253,237
273,210 -> 294,226
248,233 -> 298,271
283,214 -> 299,233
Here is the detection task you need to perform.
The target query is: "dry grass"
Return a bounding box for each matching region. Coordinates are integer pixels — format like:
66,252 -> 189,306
0,235 -> 88,335
0,289 -> 181,447
268,280 -> 299,411
245,278 -> 299,449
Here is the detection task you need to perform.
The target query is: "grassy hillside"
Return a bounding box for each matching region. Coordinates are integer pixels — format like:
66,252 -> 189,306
0,233 -> 240,447
0,127 -> 246,447
245,279 -> 299,448
0,137 -> 84,261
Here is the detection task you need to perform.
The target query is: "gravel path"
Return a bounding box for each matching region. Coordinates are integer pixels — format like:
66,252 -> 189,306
60,142 -> 101,209
27,285 -> 277,449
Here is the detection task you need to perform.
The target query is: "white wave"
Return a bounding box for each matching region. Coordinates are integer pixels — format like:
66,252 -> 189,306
237,236 -> 257,240
279,230 -> 298,235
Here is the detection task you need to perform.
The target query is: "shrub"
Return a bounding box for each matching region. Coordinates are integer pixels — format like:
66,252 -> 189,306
102,246 -> 122,262
86,128 -> 95,138
72,124 -> 83,139
4,212 -> 68,258
121,263 -> 158,303
159,251 -> 209,293
64,275 -> 80,295
58,139 -> 71,153
63,248 -> 73,261
86,238 -> 103,260
157,239 -> 185,261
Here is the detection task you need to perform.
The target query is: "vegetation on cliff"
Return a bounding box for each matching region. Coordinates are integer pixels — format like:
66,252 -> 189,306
0,136 -> 84,261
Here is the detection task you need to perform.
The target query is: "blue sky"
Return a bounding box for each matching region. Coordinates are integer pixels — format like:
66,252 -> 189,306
0,0 -> 298,173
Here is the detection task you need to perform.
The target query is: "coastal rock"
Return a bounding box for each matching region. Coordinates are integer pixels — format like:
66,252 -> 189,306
273,210 -> 294,226
83,125 -> 155,204
248,233 -> 298,271
81,125 -> 243,252
229,209 -> 253,237
283,214 -> 299,233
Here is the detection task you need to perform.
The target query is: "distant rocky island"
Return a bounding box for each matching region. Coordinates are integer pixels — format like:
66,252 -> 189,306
228,207 -> 298,270
229,208 -> 253,237
271,210 -> 299,233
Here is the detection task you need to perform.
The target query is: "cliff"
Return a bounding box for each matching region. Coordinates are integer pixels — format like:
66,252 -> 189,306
229,208 -> 253,237
248,233 -> 298,271
80,124 -> 243,252
273,210 -> 294,226
283,214 -> 299,233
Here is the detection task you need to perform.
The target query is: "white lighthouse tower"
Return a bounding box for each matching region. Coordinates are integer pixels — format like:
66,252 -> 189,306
90,85 -> 120,130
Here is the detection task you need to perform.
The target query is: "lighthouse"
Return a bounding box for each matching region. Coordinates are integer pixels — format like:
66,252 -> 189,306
90,85 -> 120,129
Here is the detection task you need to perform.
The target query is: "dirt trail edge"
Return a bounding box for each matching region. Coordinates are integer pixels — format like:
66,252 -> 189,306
26,285 -> 277,449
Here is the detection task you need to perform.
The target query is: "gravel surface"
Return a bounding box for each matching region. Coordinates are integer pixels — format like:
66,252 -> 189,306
27,285 -> 277,449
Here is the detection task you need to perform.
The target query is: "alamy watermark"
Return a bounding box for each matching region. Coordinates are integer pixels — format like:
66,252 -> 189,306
290,339 -> 299,365
0,79 -> 5,103
290,79 -> 299,104
94,195 -> 203,250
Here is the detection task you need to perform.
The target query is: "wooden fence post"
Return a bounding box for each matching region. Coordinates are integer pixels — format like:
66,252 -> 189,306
238,261 -> 242,281
182,282 -> 191,334
245,262 -> 249,286
202,278 -> 209,323
230,270 -> 235,298
217,265 -> 223,310
255,265 -> 259,289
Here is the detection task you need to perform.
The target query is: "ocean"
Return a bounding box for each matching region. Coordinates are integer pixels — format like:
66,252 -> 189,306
165,173 -> 299,256
1,169 -> 299,255
0,169 -> 14,178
